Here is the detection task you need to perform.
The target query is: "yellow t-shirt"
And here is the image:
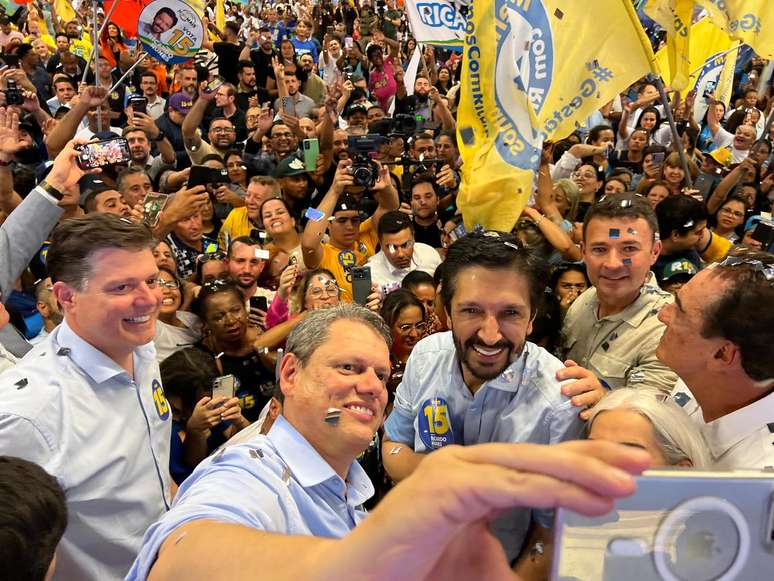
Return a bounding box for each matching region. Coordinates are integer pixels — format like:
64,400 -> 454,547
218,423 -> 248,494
218,207 -> 256,248
318,218 -> 378,302
69,36 -> 93,60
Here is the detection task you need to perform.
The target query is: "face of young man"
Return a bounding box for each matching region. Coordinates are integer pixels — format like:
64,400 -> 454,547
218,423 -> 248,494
53,248 -> 162,363
227,242 -> 265,290
447,266 -> 534,390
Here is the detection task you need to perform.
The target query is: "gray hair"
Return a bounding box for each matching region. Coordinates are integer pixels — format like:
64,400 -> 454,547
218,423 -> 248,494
587,388 -> 711,469
286,304 -> 391,366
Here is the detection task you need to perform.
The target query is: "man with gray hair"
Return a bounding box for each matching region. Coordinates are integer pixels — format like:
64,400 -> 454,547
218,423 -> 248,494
129,305 -> 652,580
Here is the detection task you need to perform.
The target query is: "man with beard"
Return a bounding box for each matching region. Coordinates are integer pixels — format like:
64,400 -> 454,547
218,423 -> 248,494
366,210 -> 441,290
297,53 -> 325,106
62,19 -> 92,60
272,70 -> 315,120
123,120 -> 175,184
382,231 -> 584,572
46,33 -> 86,75
241,27 -> 277,97
235,60 -> 270,112
226,237 -> 273,328
209,83 -> 247,142
30,278 -> 63,345
182,81 -> 238,164
83,187 -> 130,218
138,7 -> 177,41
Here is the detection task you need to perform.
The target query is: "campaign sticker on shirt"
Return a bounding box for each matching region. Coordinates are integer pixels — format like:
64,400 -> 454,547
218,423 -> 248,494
418,397 -> 454,450
138,0 -> 204,64
152,379 -> 170,420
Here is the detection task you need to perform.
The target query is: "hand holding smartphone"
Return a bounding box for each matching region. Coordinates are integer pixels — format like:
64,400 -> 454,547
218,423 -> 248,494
76,138 -> 131,170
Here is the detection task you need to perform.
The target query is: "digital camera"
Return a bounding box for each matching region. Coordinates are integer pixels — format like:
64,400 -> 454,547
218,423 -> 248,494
347,135 -> 385,189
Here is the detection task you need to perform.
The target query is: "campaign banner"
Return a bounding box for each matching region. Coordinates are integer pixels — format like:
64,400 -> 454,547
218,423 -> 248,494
137,0 -> 204,64
405,0 -> 466,46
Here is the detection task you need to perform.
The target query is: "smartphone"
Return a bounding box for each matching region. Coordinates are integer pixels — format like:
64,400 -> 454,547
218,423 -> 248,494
751,218 -> 774,252
4,78 -> 23,106
651,152 -> 665,166
142,193 -> 169,228
692,172 -> 717,201
552,470 -> 774,581
204,76 -> 225,94
249,295 -> 268,312
345,36 -> 354,49
282,95 -> 296,116
351,266 -> 372,305
2,54 -> 19,68
303,138 -> 320,172
75,137 -> 131,170
304,207 -> 326,222
188,165 -> 229,188
211,374 -> 236,400
130,96 -> 148,115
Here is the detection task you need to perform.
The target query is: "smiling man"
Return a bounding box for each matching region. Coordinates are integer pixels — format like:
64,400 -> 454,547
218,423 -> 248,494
382,231 -> 584,570
0,214 -> 172,580
561,194 -> 677,394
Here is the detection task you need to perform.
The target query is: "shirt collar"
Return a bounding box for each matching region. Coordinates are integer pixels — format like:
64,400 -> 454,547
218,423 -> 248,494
702,389 -> 774,459
54,319 -> 154,384
268,415 -> 374,504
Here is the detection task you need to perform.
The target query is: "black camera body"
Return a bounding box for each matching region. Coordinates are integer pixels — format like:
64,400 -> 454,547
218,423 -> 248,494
4,79 -> 23,106
347,135 -> 385,189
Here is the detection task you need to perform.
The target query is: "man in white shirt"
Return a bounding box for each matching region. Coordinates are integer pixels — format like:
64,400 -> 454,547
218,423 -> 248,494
139,71 -> 167,120
707,101 -> 756,163
366,210 -> 441,291
657,248 -> 774,469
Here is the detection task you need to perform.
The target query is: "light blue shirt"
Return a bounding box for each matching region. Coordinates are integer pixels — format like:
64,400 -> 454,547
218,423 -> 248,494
0,319 -> 171,581
383,331 -> 584,560
128,415 -> 374,580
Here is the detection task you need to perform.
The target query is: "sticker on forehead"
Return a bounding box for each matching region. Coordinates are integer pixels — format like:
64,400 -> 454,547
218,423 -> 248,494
609,228 -> 620,239
255,249 -> 270,260
418,397 -> 455,450
387,244 -> 396,253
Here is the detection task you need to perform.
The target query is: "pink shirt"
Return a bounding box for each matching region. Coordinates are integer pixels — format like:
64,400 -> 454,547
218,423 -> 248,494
369,56 -> 397,111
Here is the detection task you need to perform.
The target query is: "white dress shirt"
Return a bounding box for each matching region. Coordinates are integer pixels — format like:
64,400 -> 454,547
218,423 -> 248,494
366,242 -> 441,290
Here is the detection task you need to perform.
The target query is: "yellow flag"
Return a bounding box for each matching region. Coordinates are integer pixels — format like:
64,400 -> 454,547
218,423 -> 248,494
644,0 -> 693,90
54,0 -> 77,23
216,0 -> 226,30
716,42 -> 739,107
457,0 -> 655,231
654,17 -> 734,91
695,0 -> 774,59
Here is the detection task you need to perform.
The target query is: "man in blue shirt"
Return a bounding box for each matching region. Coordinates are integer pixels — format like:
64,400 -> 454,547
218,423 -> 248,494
382,231 -> 585,572
130,304 -> 650,580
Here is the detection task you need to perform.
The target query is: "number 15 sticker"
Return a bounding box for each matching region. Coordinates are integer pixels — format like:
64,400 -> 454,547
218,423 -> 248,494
418,397 -> 455,450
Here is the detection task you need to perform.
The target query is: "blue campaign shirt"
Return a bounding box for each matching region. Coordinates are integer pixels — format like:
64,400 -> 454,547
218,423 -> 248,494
128,415 -> 374,580
383,331 -> 584,560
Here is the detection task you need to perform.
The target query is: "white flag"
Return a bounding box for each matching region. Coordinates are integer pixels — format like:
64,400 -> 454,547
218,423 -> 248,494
405,0 -> 466,45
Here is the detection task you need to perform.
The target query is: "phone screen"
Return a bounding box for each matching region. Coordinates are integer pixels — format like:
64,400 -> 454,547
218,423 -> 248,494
76,138 -> 131,170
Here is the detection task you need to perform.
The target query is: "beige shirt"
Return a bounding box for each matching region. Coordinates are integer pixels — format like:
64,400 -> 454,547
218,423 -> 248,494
561,273 -> 677,394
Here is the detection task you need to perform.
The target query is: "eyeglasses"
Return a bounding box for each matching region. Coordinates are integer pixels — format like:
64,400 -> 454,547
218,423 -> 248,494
157,279 -> 180,289
334,216 -> 361,225
719,207 -> 745,218
197,252 -> 227,264
307,281 -> 340,298
398,321 -> 429,334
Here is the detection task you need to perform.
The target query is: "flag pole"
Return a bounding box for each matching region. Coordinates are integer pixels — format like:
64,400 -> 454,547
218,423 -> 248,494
81,0 -> 120,85
654,77 -> 693,188
92,0 -> 102,133
108,53 -> 148,94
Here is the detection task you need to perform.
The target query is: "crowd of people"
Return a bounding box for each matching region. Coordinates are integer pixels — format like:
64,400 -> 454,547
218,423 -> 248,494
0,0 -> 772,580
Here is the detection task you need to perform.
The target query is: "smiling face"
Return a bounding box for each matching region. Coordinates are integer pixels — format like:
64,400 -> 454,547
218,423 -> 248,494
261,198 -> 295,237
448,266 -> 534,391
392,304 -> 425,358
646,184 -> 669,209
733,124 -> 756,150
157,269 -> 181,316
304,274 -> 341,311
53,248 -> 161,362
582,217 -> 660,312
152,241 -> 176,272
573,164 -> 602,197
280,319 -> 390,462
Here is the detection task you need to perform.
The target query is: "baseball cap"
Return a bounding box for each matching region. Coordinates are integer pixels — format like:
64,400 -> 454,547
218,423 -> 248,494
662,258 -> 699,282
333,193 -> 359,215
272,154 -> 307,178
345,103 -> 368,117
168,92 -> 194,115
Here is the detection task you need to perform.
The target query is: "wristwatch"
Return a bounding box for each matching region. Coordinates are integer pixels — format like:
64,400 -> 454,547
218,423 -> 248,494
153,130 -> 166,142
39,180 -> 64,201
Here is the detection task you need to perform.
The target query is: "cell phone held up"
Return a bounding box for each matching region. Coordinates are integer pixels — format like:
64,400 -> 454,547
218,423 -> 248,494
4,78 -> 23,106
211,374 -> 236,400
249,295 -> 268,313
351,266 -> 372,305
130,96 -> 148,115
75,138 -> 131,170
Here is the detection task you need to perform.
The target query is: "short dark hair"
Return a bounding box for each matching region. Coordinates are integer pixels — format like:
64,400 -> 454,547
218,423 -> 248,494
0,456 -> 67,581
224,21 -> 240,36
140,70 -> 158,83
117,166 -> 151,193
193,278 -> 244,320
549,262 -> 590,292
377,210 -> 414,239
441,232 -> 548,316
656,195 -> 707,238
228,236 -> 262,258
401,269 -> 434,291
155,7 -> 178,26
237,60 -> 254,75
47,214 -> 154,291
701,247 -> 774,383
582,193 -> 658,242
410,176 -> 439,197
160,347 -> 220,413
380,289 -> 425,328
587,124 -> 614,144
